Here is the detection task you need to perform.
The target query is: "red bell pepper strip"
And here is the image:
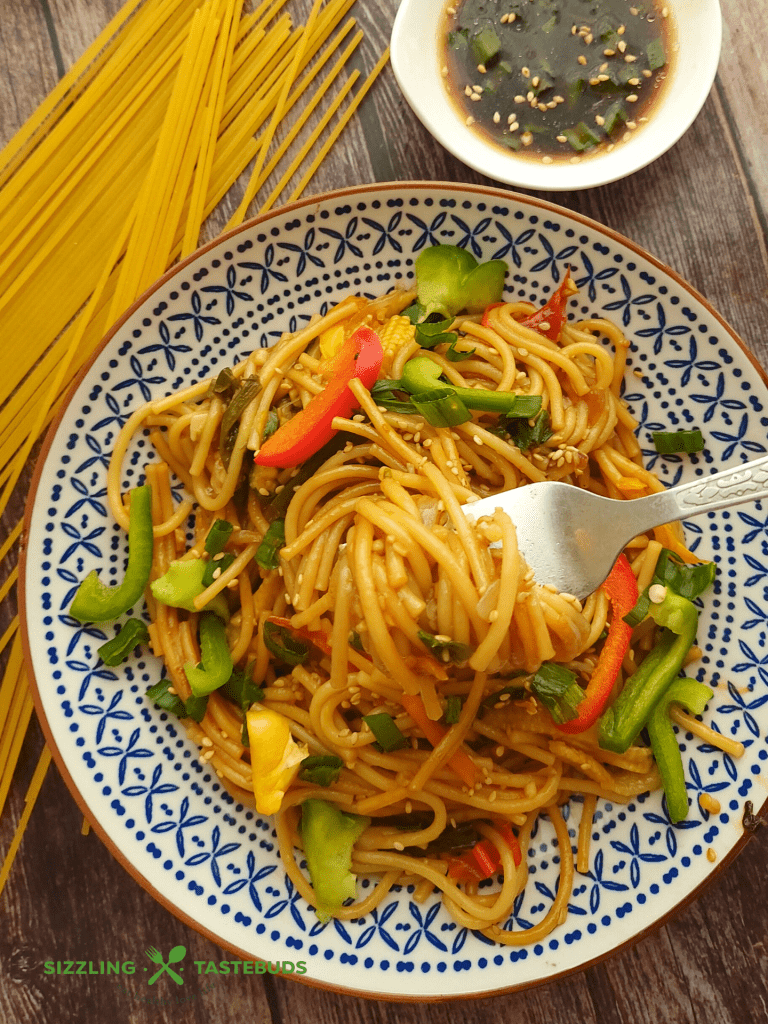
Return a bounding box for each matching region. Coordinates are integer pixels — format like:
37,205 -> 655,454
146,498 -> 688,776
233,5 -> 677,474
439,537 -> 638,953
254,325 -> 383,468
265,615 -> 332,658
556,552 -> 638,735
518,268 -> 572,341
480,302 -> 505,327
445,821 -> 522,882
400,693 -> 477,789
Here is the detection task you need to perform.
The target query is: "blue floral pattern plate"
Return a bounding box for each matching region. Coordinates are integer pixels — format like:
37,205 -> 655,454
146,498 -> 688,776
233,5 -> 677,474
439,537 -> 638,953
20,183 -> 768,1000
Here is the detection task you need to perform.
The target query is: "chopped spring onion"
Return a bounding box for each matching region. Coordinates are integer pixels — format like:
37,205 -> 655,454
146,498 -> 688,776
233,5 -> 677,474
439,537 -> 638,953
205,519 -> 234,556
202,551 -> 235,587
646,37 -> 666,71
410,388 -> 471,427
417,629 -> 474,665
262,619 -> 310,666
299,754 -> 344,787
146,678 -> 187,718
255,518 -> 285,571
363,712 -> 408,752
563,121 -> 602,151
444,695 -> 463,725
471,26 -> 500,66
222,664 -> 264,745
98,618 -> 149,666
529,663 -> 585,725
652,429 -> 704,455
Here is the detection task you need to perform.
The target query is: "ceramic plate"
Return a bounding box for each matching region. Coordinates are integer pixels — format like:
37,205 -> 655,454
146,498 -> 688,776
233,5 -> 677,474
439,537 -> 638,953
20,182 -> 768,1000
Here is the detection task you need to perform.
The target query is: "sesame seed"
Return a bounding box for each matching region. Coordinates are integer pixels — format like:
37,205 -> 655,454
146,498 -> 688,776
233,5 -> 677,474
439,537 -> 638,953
556,133 -> 567,143
578,54 -> 587,65
628,77 -> 640,86
603,49 -> 615,57
493,111 -> 501,123
477,63 -> 487,74
393,841 -> 404,851
501,11 -> 508,22
466,115 -> 475,125
526,90 -> 535,101
624,54 -> 637,62
626,120 -> 637,129
532,75 -> 540,87
618,39 -> 627,53
595,114 -> 605,126
514,94 -> 525,103
570,155 -> 581,164
521,66 -> 530,77
627,93 -> 638,102
642,68 -> 653,77
470,93 -> 481,102
584,32 -> 593,44
597,74 -> 609,82
542,155 -> 553,164
509,12 -> 516,22
464,85 -> 473,97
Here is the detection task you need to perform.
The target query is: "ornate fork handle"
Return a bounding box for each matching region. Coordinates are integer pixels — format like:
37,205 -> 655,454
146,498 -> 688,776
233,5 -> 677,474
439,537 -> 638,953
631,453 -> 768,535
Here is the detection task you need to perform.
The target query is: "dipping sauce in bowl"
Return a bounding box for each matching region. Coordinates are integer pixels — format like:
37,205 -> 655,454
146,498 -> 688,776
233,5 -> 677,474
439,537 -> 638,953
390,0 -> 721,189
443,0 -> 674,162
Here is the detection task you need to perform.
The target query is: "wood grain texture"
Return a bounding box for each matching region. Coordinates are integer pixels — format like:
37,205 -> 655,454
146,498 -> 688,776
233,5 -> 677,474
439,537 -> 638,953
2,1 -> 768,1022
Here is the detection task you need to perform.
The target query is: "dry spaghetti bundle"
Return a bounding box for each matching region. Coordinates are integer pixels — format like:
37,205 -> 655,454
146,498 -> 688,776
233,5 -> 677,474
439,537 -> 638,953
0,0 -> 390,891
98,271 -> 708,942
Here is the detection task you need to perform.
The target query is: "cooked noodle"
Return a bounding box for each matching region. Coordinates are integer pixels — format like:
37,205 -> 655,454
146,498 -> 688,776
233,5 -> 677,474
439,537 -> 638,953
106,279 -> 717,942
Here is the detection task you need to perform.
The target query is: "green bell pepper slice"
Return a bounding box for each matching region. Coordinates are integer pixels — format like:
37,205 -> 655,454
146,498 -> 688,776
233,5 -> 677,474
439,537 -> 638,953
150,558 -> 229,620
647,678 -> 713,823
300,798 -> 370,923
184,611 -> 234,697
598,589 -> 699,754
414,245 -> 506,318
69,485 -> 153,623
401,356 -> 542,417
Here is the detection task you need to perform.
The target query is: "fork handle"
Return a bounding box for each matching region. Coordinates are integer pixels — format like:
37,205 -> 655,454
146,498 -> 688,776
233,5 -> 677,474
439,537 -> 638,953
630,453 -> 768,534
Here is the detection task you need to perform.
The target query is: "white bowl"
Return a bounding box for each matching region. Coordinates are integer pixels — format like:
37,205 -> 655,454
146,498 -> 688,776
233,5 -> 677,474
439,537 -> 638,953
391,0 -> 722,190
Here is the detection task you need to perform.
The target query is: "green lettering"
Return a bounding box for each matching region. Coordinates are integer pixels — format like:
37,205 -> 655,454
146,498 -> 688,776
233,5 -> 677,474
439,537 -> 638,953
242,961 -> 253,975
105,962 -> 120,975
204,961 -> 219,974
281,961 -> 295,974
43,962 -> 54,975
295,961 -> 307,975
266,962 -> 281,975
122,961 -> 136,975
63,961 -> 74,975
217,961 -> 230,974
254,960 -> 266,974
194,961 -> 206,974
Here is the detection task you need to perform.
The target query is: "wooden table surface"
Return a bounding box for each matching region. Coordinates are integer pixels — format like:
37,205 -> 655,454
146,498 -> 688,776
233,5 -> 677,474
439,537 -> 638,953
2,1 -> 767,1022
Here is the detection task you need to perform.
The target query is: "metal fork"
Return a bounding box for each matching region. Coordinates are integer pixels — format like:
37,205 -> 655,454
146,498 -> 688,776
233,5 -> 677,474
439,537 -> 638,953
461,453 -> 768,600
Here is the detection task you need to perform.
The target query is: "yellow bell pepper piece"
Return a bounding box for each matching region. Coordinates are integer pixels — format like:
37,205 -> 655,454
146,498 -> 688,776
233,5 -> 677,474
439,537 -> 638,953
318,323 -> 346,362
246,705 -> 308,815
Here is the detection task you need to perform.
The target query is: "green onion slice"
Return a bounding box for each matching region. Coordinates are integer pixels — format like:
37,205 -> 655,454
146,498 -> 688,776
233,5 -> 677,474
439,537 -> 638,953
363,712 -> 408,752
262,619 -> 310,666
299,754 -> 344,787
409,389 -> 471,427
255,519 -> 285,571
652,429 -> 704,455
98,618 -> 149,666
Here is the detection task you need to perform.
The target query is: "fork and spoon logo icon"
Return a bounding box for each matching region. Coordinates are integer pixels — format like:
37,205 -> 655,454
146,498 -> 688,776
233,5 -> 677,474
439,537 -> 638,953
145,944 -> 186,985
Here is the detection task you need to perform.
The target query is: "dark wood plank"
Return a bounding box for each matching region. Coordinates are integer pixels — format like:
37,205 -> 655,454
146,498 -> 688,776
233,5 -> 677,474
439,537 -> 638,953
2,1 -> 768,1022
